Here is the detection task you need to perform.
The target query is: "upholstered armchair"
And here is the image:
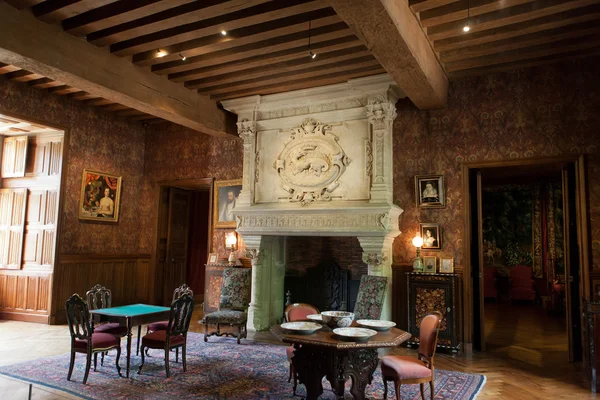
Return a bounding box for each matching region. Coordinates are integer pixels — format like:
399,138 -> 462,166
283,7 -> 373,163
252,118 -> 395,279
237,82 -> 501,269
66,294 -> 122,384
381,312 -> 441,400
139,294 -> 194,378
509,265 -> 536,302
484,267 -> 498,299
284,303 -> 320,395
353,275 -> 388,320
203,267 -> 251,344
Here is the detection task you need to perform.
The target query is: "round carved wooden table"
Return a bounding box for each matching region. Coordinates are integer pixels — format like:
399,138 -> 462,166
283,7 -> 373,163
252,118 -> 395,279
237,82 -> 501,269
270,323 -> 411,400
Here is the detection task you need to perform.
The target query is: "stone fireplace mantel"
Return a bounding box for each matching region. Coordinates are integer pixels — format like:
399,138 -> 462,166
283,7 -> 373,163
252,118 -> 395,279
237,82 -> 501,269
221,74 -> 405,331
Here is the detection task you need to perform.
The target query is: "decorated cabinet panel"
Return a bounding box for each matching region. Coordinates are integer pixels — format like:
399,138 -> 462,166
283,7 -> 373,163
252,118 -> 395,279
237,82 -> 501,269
407,272 -> 459,352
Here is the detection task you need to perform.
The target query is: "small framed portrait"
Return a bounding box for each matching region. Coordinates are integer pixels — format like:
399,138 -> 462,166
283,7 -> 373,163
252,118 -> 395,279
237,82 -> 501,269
415,175 -> 445,208
440,258 -> 454,273
423,256 -> 437,274
213,179 -> 242,228
207,253 -> 219,265
420,223 -> 442,250
79,169 -> 122,223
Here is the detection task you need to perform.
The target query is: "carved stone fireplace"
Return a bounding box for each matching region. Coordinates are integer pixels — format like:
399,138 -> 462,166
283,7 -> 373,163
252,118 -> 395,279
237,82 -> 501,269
221,74 -> 404,331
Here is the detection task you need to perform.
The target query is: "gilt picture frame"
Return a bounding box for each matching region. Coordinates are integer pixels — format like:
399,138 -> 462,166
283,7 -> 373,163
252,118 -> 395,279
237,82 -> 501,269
213,179 -> 242,229
440,257 -> 455,273
423,256 -> 437,274
420,223 -> 442,250
415,174 -> 445,208
79,169 -> 122,223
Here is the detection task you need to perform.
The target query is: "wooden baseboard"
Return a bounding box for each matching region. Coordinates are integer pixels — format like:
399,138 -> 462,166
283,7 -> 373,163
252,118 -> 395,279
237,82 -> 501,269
0,311 -> 50,324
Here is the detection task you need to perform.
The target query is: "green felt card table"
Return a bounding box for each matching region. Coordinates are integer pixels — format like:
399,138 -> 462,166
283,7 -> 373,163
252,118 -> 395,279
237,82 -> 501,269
90,304 -> 170,378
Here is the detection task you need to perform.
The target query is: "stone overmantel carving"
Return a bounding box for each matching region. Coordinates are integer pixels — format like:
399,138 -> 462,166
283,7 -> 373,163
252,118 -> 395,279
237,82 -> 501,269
221,74 -> 405,330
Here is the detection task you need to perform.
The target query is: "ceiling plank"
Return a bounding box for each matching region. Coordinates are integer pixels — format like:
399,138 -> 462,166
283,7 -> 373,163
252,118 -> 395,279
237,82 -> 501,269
199,57 -> 381,95
62,0 -> 195,36
131,10 -> 341,67
330,0 -> 448,109
153,26 -> 353,75
409,0 -> 459,13
441,21 -> 600,62
434,5 -> 600,52
32,0 -> 119,24
420,0 -> 535,28
111,0 -> 328,57
185,47 -> 371,89
87,0 -> 271,46
169,36 -> 362,82
427,0 -> 599,42
448,48 -> 600,78
2,69 -> 35,80
4,0 -> 45,10
211,66 -> 386,101
445,35 -> 600,71
0,3 -> 230,136
27,77 -> 54,87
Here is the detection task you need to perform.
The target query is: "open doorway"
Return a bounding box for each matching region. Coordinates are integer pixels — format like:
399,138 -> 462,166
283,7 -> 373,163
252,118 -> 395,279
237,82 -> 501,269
153,179 -> 213,306
464,156 -> 590,365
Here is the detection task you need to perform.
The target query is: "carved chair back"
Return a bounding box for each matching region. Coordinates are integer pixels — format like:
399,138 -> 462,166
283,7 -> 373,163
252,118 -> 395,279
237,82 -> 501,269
86,284 -> 112,310
219,268 -> 251,311
418,311 -> 442,370
167,294 -> 195,338
285,303 -> 320,322
173,283 -> 194,302
353,275 -> 388,320
66,294 -> 93,341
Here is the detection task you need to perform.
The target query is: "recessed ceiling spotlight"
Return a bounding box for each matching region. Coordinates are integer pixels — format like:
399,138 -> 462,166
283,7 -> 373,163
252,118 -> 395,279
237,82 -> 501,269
156,49 -> 167,58
179,53 -> 187,61
221,30 -> 227,36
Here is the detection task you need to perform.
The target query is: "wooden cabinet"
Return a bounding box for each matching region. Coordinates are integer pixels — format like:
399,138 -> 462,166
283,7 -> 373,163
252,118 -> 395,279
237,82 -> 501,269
407,272 -> 460,352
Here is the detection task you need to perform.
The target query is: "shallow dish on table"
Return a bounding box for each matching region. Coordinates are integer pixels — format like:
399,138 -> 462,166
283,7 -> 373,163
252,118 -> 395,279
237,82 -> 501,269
306,314 -> 323,322
281,321 -> 322,334
356,319 -> 396,331
333,327 -> 378,341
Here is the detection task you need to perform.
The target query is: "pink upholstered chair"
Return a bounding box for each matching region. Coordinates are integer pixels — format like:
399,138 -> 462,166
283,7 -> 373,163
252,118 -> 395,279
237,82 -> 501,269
284,303 -> 320,395
509,265 -> 536,302
381,312 -> 441,400
484,266 -> 498,299
66,294 -> 121,384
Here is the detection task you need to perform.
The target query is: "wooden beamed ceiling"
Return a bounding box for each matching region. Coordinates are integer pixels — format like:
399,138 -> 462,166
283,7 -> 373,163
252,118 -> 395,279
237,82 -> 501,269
3,0 -> 384,105
409,0 -> 600,78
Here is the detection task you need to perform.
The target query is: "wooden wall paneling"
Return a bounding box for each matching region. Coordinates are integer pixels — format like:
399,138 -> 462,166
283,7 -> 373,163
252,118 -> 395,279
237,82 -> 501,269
1,135 -> 28,178
392,264 -> 412,331
23,188 -> 46,268
0,189 -> 11,268
25,136 -> 49,176
0,188 -> 28,270
0,270 -> 51,322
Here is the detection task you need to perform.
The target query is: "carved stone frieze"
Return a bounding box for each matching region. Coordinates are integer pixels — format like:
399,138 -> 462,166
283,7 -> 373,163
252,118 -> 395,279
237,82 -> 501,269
237,118 -> 256,140
274,118 -> 351,206
237,212 -> 398,232
365,139 -> 373,178
254,151 -> 260,183
366,94 -> 397,129
257,97 -> 367,121
362,253 -> 387,268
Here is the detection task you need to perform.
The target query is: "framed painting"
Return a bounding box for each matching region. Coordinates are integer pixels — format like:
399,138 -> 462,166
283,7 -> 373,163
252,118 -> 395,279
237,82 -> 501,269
213,179 -> 242,228
423,256 -> 437,274
415,175 -> 445,208
440,258 -> 455,273
420,223 -> 442,250
207,253 -> 219,265
79,169 -> 122,223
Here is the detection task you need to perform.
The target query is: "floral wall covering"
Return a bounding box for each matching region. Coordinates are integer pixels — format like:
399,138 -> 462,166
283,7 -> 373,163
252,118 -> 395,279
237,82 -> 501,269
393,57 -> 600,275
0,79 -> 146,254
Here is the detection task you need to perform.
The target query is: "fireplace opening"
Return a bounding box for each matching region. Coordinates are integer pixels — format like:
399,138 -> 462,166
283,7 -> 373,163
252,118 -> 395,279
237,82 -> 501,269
283,236 -> 366,314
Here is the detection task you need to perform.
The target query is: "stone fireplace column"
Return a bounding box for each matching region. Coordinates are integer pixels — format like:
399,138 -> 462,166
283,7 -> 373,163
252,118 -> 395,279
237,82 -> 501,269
236,112 -> 257,208
358,234 -> 396,321
242,234 -> 268,332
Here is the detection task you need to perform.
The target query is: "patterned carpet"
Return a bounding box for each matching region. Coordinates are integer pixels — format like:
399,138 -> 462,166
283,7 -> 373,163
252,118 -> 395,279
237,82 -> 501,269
0,333 -> 485,399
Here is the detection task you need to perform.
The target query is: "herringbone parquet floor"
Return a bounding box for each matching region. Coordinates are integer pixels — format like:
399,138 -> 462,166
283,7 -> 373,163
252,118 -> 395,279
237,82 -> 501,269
0,303 -> 594,399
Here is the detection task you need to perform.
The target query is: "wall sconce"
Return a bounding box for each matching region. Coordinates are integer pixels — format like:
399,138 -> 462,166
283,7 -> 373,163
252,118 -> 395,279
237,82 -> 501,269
225,232 -> 238,266
412,235 -> 423,272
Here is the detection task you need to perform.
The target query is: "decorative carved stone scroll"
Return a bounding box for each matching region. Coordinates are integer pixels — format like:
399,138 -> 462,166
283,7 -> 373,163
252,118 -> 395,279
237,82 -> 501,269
274,118 -> 351,206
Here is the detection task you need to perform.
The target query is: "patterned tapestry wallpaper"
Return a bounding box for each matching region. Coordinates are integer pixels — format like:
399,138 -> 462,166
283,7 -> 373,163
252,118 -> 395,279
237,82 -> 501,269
392,57 -> 600,272
0,80 -> 146,254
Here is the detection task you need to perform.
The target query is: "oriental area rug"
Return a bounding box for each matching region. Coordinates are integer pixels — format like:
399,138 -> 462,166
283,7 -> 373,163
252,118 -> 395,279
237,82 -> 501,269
0,333 -> 485,400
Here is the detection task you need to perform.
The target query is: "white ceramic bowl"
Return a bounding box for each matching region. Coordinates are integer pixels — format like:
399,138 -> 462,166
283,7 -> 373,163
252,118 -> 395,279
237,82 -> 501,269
356,319 -> 396,331
321,311 -> 354,328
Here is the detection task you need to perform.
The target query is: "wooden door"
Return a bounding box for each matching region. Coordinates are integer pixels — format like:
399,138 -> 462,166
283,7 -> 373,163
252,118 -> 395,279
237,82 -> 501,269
0,188 -> 27,269
563,165 -> 582,362
470,169 -> 485,351
162,188 -> 191,305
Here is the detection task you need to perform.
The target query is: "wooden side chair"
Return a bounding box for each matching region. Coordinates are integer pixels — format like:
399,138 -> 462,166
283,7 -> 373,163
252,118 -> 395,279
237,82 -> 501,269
145,284 -> 193,361
203,267 -> 251,344
284,303 -> 320,395
66,294 -> 122,384
380,312 -> 442,400
353,275 -> 388,320
138,293 -> 195,378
